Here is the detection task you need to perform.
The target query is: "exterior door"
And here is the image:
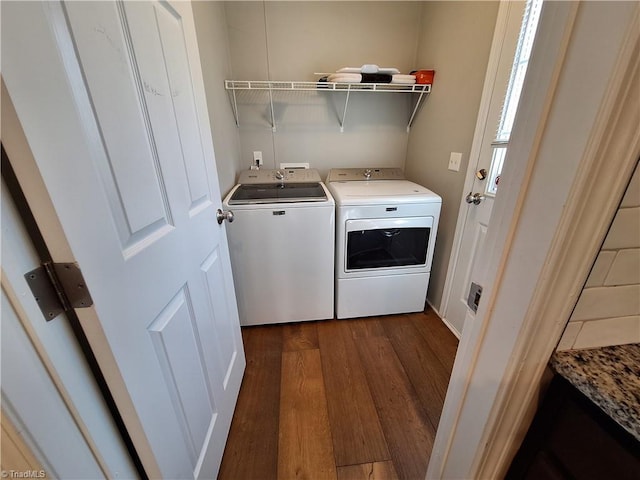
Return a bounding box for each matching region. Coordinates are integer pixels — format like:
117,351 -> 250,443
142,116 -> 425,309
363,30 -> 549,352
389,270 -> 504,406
443,1 -> 528,334
3,1 -> 245,478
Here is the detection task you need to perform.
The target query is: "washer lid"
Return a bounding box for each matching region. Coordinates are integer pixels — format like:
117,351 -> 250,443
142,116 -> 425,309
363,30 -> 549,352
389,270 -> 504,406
328,180 -> 441,205
228,183 -> 327,204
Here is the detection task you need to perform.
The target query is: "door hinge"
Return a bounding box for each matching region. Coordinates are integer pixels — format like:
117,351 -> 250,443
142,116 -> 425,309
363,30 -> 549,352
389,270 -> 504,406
24,262 -> 93,321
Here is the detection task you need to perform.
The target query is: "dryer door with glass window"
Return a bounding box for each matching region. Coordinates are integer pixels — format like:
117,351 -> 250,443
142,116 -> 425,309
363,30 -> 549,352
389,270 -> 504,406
344,217 -> 433,275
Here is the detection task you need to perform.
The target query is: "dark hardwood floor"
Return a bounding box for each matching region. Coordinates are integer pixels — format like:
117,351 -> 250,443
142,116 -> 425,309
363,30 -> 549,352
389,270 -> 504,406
218,308 -> 459,480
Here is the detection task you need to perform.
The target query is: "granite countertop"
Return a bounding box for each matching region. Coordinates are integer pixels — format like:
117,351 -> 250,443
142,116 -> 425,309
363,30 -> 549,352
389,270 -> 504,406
551,343 -> 640,441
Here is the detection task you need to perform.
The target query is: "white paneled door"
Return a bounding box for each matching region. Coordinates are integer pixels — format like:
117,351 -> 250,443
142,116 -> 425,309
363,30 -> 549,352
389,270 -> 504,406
3,1 -> 245,478
443,1 -> 527,335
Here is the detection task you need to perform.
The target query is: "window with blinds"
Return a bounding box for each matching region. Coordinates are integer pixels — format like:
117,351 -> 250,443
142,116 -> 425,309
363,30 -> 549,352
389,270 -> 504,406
487,0 -> 543,195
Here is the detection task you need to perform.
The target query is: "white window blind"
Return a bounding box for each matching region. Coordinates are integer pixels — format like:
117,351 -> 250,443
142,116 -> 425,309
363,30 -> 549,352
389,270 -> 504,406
487,0 -> 543,194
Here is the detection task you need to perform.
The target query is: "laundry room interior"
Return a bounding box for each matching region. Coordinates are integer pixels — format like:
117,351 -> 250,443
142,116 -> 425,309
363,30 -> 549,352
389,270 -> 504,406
193,0 -> 498,318
191,2 -> 499,477
4,0 -> 638,479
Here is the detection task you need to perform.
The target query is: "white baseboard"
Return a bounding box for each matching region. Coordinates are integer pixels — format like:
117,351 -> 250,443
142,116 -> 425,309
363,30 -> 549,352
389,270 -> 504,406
426,299 -> 461,339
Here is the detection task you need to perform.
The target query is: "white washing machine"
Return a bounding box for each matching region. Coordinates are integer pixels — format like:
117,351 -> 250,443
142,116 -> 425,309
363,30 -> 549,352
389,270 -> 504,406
223,168 -> 335,326
326,168 -> 441,319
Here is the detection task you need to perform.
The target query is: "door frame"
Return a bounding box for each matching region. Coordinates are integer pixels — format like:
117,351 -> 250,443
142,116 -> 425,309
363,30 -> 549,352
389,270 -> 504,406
2,140 -> 143,478
475,8 -> 640,476
428,2 -> 640,478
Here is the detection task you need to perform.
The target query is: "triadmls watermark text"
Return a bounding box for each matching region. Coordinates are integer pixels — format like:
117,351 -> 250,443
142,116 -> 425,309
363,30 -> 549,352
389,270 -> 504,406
1,471 -> 46,479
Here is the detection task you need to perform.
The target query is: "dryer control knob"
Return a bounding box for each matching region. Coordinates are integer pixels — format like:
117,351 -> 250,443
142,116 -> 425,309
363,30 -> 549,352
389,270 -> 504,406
363,169 -> 372,179
274,170 -> 285,180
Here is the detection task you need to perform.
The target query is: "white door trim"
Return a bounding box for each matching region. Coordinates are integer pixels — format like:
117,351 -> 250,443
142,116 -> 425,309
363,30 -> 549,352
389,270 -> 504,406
428,2 -> 640,478
476,8 -> 640,477
2,81 -> 141,479
1,409 -> 46,473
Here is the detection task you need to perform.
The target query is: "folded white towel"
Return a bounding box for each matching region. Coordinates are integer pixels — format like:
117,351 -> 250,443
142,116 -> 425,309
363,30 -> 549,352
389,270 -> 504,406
337,67 -> 363,74
391,74 -> 416,85
327,73 -> 362,83
392,74 -> 415,80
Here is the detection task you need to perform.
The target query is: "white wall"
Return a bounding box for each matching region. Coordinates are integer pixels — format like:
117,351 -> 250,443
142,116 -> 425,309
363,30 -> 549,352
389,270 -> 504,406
192,1 -> 243,196
558,161 -> 640,350
222,1 -> 424,176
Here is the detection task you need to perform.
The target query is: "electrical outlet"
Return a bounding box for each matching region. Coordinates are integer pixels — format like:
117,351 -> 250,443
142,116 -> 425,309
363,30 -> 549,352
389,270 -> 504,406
253,151 -> 263,166
448,152 -> 462,172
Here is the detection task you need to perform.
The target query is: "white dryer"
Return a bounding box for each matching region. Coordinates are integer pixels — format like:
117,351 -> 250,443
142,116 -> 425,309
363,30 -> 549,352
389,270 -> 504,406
326,168 -> 441,319
223,169 -> 335,326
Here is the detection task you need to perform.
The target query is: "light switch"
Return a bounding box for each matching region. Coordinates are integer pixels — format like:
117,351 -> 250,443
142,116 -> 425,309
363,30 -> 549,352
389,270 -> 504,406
448,152 -> 462,172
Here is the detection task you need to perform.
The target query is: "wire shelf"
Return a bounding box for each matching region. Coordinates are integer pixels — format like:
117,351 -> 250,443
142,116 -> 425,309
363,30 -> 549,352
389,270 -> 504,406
224,80 -> 431,132
224,80 -> 430,94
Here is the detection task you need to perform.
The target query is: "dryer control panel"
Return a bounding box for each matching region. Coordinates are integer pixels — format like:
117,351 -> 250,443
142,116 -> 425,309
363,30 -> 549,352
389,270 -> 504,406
238,168 -> 321,184
326,167 -> 405,182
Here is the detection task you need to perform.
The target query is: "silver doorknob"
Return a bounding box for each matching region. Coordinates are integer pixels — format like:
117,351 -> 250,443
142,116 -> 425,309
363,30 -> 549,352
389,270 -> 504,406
465,192 -> 484,205
216,209 -> 234,224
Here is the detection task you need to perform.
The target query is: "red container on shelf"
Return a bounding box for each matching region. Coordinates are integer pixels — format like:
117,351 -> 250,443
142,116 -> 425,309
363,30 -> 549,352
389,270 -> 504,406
414,69 -> 435,85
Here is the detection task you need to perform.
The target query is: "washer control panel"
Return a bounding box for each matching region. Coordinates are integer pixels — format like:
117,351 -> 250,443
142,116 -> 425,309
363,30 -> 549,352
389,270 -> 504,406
238,168 -> 322,184
326,168 -> 405,182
